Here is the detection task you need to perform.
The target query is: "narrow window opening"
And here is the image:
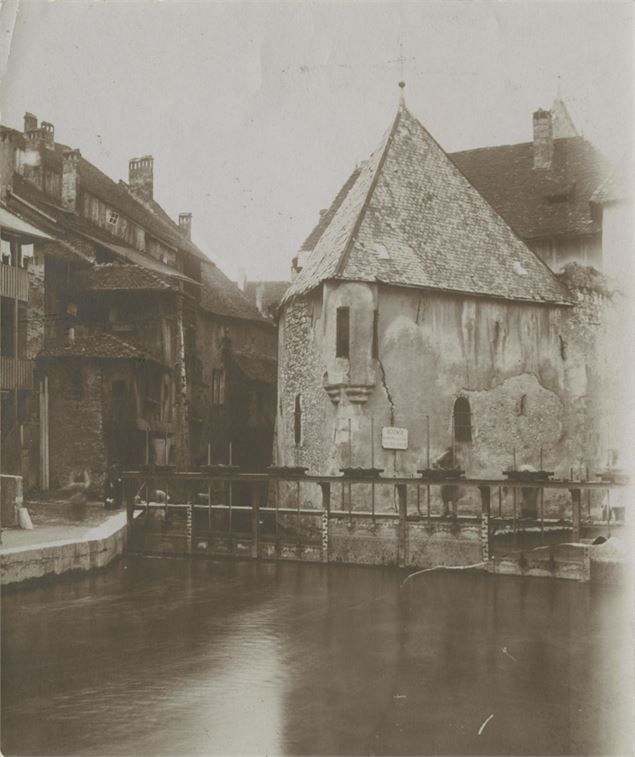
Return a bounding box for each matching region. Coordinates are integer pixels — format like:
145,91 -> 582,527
372,309 -> 379,359
336,307 -> 350,358
517,394 -> 527,416
294,394 -> 302,446
559,335 -> 567,361
453,396 -> 472,443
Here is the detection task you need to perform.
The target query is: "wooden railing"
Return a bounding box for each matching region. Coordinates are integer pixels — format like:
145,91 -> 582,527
0,357 -> 34,389
0,265 -> 29,301
121,470 -> 630,575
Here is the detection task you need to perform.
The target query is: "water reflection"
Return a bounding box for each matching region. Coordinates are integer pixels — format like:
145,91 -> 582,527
1,558 -> 631,756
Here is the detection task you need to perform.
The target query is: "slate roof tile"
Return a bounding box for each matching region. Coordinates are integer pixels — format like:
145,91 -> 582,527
284,103 -> 572,306
450,138 -> 611,239
39,330 -> 160,362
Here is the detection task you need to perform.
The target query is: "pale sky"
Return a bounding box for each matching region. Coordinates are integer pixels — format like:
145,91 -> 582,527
1,0 -> 632,280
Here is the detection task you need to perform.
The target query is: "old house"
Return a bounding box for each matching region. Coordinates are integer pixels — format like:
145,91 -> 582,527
0,114 -> 276,492
277,90 -> 611,505
449,98 -> 611,271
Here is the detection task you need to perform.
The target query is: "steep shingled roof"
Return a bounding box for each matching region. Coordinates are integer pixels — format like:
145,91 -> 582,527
38,330 -> 161,362
75,263 -> 179,292
450,138 -> 610,240
200,261 -> 267,322
285,103 -> 572,305
231,349 -> 277,385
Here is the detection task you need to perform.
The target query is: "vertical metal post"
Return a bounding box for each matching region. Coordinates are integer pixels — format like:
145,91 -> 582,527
540,486 -> 545,544
427,483 -> 431,522
320,482 -> 330,564
370,417 -> 375,522
606,487 -> 611,538
251,482 -> 260,559
512,486 -> 517,549
479,486 -> 490,563
498,486 -> 502,518
416,483 -> 421,516
207,478 -> 212,531
571,488 -> 581,543
396,483 -> 408,568
348,418 -> 352,468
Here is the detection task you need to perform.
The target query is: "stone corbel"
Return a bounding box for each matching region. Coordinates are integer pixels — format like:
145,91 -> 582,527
324,383 -> 374,405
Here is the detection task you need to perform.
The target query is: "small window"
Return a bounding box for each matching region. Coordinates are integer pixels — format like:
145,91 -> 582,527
372,309 -> 379,359
107,210 -> 119,226
294,394 -> 302,445
453,397 -> 472,443
517,394 -> 527,416
212,369 -> 225,405
336,307 -> 350,358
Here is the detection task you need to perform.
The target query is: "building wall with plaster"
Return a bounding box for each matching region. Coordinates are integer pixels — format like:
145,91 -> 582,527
277,275 -> 610,511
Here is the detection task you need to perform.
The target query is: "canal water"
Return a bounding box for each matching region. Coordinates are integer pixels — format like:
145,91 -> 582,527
1,557 -> 632,756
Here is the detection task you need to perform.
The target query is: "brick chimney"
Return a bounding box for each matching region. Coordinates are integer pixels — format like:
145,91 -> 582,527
40,121 -> 55,148
178,212 -> 192,240
24,112 -> 37,133
533,109 -> 553,169
129,156 -> 153,202
62,149 -> 81,211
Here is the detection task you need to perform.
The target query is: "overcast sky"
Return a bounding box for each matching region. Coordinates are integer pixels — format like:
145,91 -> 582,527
1,0 -> 632,280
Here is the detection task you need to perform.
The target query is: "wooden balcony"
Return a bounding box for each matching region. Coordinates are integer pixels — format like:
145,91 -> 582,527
0,357 -> 34,389
0,265 -> 29,302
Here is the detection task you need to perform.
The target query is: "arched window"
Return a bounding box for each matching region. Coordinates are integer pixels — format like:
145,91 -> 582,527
453,397 -> 472,443
294,394 -> 302,446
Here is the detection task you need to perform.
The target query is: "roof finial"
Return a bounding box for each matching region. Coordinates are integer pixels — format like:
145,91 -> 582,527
398,79 -> 406,106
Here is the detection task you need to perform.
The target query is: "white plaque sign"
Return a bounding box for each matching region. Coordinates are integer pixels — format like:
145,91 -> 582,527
382,426 -> 408,450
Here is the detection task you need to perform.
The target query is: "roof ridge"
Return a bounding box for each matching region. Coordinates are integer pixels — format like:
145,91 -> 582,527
334,106 -> 403,277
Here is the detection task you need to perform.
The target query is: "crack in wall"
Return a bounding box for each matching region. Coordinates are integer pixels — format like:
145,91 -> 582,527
377,358 -> 396,425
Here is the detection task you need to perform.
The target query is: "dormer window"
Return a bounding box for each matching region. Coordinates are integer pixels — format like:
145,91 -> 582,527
107,210 -> 119,226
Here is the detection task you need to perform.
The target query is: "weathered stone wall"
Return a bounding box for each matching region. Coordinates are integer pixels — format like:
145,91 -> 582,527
278,278 -> 612,513
48,362 -> 107,492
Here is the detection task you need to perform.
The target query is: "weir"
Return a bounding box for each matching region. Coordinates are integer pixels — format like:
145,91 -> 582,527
122,470 -> 630,582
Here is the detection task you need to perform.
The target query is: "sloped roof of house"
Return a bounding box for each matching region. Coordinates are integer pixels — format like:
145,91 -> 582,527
200,260 -> 267,322
40,143 -> 208,261
284,101 -> 572,306
75,263 -> 180,292
450,138 -> 611,240
590,161 -> 632,205
38,330 -> 161,362
231,349 -> 277,385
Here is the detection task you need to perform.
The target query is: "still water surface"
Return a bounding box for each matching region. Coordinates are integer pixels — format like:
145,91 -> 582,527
1,557 -> 632,756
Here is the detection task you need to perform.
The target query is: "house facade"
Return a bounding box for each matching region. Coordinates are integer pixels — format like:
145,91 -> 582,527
277,94 -> 613,510
449,98 -> 611,272
0,114 -> 276,493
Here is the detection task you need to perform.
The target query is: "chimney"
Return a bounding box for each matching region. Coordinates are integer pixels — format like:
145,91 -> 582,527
178,212 -> 192,240
24,112 -> 37,133
129,155 -> 154,202
40,121 -> 55,148
533,109 -> 553,169
237,267 -> 247,292
62,149 -> 81,211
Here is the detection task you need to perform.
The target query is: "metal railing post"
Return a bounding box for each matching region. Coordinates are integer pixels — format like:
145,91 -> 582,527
251,481 -> 260,559
396,484 -> 408,568
320,482 -> 330,563
479,485 -> 491,563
